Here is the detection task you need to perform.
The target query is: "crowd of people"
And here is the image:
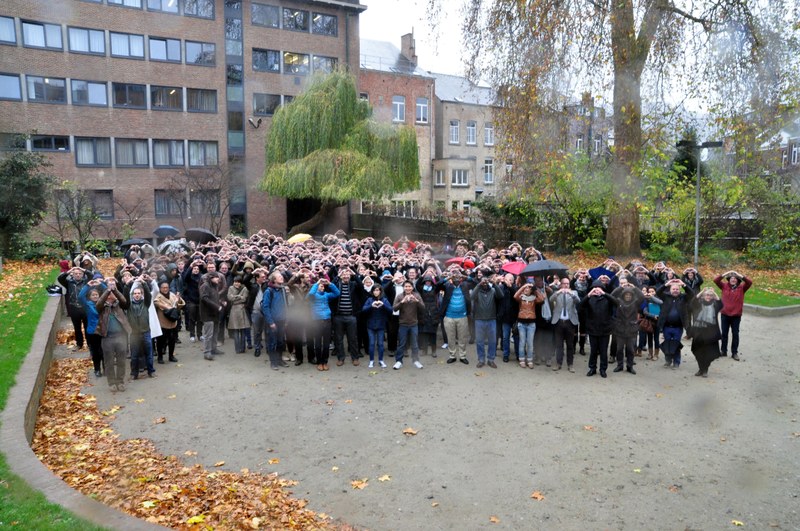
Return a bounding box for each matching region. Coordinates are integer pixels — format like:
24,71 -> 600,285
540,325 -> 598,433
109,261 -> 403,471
56,230 -> 752,392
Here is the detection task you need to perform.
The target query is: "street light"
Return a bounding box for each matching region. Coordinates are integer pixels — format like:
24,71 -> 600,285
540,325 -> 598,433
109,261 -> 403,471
675,140 -> 723,269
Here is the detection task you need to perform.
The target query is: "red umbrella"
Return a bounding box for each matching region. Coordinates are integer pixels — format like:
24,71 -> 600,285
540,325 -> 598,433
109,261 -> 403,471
501,261 -> 526,276
446,257 -> 476,269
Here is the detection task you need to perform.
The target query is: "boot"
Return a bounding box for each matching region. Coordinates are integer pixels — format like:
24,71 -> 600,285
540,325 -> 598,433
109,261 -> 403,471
168,355 -> 178,362
157,354 -> 165,364
653,348 -> 660,360
635,348 -> 642,358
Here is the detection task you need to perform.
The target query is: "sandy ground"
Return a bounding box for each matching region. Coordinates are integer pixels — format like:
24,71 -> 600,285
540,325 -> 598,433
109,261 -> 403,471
74,313 -> 800,531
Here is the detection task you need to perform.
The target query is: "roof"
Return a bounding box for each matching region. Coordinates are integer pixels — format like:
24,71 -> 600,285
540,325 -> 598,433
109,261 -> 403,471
429,72 -> 495,106
360,39 -> 431,77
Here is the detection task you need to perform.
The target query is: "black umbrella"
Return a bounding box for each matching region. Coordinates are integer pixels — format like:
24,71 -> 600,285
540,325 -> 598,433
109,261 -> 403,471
120,238 -> 150,248
520,259 -> 569,278
185,228 -> 217,244
153,224 -> 180,238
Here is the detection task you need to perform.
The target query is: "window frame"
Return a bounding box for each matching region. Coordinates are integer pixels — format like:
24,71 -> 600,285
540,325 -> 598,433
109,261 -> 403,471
392,95 -> 405,123
188,140 -> 219,167
89,190 -> 115,220
594,135 -> 602,153
451,169 -> 468,187
112,82 -> 146,109
150,85 -> 183,111
21,21 -> 62,50
0,73 -> 22,101
154,189 -> 183,217
311,12 -> 337,37
415,97 -> 429,124
575,134 -> 584,152
283,8 -> 309,32
67,26 -> 105,55
26,75 -> 67,104
434,169 -> 445,186
147,0 -> 179,14
449,120 -> 460,144
466,120 -> 477,145
109,31 -> 145,59
251,3 -> 280,28
75,137 -> 111,167
312,55 -> 337,74
283,51 -> 309,75
71,79 -> 108,106
0,16 -> 16,45
149,36 -> 181,62
183,0 -> 215,20
152,139 -> 185,168
32,135 -> 70,152
115,138 -> 149,167
253,93 -> 281,116
484,122 -> 494,146
483,158 -> 494,184
185,40 -> 216,66
253,48 -> 281,73
187,88 -> 217,113
108,0 -> 143,9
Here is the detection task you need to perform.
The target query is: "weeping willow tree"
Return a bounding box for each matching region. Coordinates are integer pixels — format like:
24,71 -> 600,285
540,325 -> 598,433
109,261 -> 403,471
262,71 -> 420,236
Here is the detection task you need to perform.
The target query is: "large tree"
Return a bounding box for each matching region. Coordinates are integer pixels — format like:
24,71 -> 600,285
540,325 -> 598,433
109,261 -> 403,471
261,71 -> 420,236
0,146 -> 53,258
430,0 -> 799,255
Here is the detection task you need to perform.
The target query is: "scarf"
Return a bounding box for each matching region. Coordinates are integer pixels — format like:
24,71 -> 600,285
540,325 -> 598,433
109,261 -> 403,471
694,301 -> 716,327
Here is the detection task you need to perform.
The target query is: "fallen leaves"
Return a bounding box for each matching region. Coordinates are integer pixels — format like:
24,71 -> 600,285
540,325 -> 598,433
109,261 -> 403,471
431,502 -> 439,507
331,466 -> 339,472
377,474 -> 391,482
153,417 -> 166,424
351,478 -> 369,490
530,490 -> 545,500
489,515 -> 501,523
32,358 -> 333,531
213,461 -> 225,467
402,427 -> 418,436
583,425 -> 596,432
268,458 -> 280,465
731,520 -> 745,526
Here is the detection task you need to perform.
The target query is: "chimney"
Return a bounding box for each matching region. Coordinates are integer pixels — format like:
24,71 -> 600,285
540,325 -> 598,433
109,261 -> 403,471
401,31 -> 417,66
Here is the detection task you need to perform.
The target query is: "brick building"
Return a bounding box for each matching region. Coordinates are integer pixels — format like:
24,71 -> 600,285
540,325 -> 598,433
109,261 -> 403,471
0,0 -> 364,241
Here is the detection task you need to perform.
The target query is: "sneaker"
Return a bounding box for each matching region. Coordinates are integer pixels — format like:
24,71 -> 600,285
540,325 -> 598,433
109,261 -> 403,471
95,370 -> 102,377
414,361 -> 423,369
190,336 -> 196,342
379,360 -> 387,368
441,343 -> 449,350
117,383 -> 125,392
393,361 -> 402,370
368,361 -> 374,368
567,366 -> 575,373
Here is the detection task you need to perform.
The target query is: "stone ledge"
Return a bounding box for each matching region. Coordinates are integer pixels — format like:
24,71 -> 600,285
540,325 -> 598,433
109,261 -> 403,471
0,296 -> 165,530
743,303 -> 800,317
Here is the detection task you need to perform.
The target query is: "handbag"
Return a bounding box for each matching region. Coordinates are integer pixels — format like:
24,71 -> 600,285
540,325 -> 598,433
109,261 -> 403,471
637,314 -> 654,334
163,307 -> 180,322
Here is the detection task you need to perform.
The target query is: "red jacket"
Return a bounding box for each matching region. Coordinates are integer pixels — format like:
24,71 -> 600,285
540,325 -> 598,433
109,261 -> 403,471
713,275 -> 752,317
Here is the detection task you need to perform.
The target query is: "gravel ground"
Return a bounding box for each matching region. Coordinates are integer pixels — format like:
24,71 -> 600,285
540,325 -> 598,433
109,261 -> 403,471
79,313 -> 800,530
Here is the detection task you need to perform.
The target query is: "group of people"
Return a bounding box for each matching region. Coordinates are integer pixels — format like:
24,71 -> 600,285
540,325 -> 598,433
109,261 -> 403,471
57,231 -> 752,391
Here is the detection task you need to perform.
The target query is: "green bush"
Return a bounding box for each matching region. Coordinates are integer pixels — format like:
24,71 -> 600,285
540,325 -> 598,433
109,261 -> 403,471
744,238 -> 799,270
644,243 -> 686,264
700,245 -> 737,268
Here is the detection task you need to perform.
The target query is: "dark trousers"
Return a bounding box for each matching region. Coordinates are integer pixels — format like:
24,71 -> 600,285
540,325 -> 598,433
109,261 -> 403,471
720,314 -> 741,355
588,334 -> 610,371
184,301 -> 201,338
156,327 -> 177,359
334,314 -> 359,360
553,319 -> 577,367
308,319 -> 332,364
69,308 -> 88,348
615,334 -> 637,368
387,315 -> 399,351
267,320 -> 286,355
286,320 -> 305,361
87,333 -> 104,372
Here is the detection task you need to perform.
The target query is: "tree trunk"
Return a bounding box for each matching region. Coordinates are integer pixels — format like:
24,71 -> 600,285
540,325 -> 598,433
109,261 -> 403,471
0,230 -> 10,261
287,200 -> 340,237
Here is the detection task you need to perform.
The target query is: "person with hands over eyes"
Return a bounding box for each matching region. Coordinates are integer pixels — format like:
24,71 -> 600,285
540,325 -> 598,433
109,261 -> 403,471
95,277 -> 131,393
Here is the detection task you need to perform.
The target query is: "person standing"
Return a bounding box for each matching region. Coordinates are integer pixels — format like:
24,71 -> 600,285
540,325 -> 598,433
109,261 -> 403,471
713,270 -> 752,361
393,281 -> 426,370
227,275 -> 251,355
471,273 -> 502,368
438,271 -> 472,365
79,280 -> 105,377
417,275 -> 441,358
580,283 -> 618,378
306,278 -> 340,371
609,284 -> 645,374
656,279 -> 694,369
58,266 -> 89,350
154,280 -> 184,363
247,270 -> 268,358
549,277 -> 581,372
95,278 -> 131,393
199,273 -> 224,361
690,288 -> 724,377
362,284 -> 393,368
332,268 -> 363,366
262,271 -> 288,369
513,282 -> 544,368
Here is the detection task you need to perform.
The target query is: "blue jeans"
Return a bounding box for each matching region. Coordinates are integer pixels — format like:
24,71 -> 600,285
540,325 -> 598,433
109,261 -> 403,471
251,310 -> 266,352
130,330 -> 154,376
396,324 -> 419,362
518,322 -> 536,361
367,328 -> 385,361
661,326 -> 683,365
499,322 -> 513,359
475,319 -> 497,362
720,314 -> 741,355
267,320 -> 286,354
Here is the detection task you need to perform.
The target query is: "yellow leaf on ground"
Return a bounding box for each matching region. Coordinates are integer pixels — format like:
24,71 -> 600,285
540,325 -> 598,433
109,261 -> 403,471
213,461 -> 225,467
135,398 -> 145,403
655,393 -> 664,398
402,427 -> 418,436
268,458 -> 280,465
731,520 -> 745,526
184,450 -> 197,456
431,502 -> 439,507
633,469 -> 641,473
530,491 -> 545,500
583,425 -> 596,431
186,514 -> 206,524
141,500 -> 157,508
331,466 -> 339,472
351,478 -> 368,490
167,394 -> 176,399
378,474 -> 391,482
153,417 -> 166,424
490,515 -> 500,523
345,399 -> 353,404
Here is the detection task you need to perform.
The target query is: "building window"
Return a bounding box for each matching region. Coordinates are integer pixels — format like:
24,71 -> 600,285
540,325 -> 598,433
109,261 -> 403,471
112,82 -> 146,108
184,0 -> 214,19
109,0 -> 142,8
252,3 -> 280,27
110,32 -> 144,58
72,80 -> 107,106
449,120 -> 459,144
392,200 -> 417,218
415,97 -> 429,123
149,37 -> 181,62
435,169 -> 445,186
392,95 -> 405,122
27,76 -> 67,104
90,190 -> 114,219
116,138 -> 149,167
68,27 -> 105,55
188,141 -> 218,166
32,135 -> 69,151
22,21 -> 62,50
190,189 -> 220,215
505,160 -> 513,180
792,144 -> 800,165
253,48 -> 280,72
151,86 -> 182,110
575,133 -> 583,151
225,17 -> 242,40
0,17 -> 16,45
153,140 -> 184,167
451,169 -> 468,186
594,135 -> 602,153
484,122 -> 494,146
283,52 -> 309,75
312,13 -> 337,36
466,121 -> 477,145
187,88 -> 216,112
154,190 -> 182,216
313,55 -> 337,74
484,158 -> 494,184
253,93 -> 281,116
283,8 -> 309,32
0,73 -> 22,101
75,137 -> 111,166
186,41 -> 215,65
226,64 -> 243,86
462,200 -> 471,212
283,95 -> 294,105
0,133 -> 26,151
147,0 -> 179,13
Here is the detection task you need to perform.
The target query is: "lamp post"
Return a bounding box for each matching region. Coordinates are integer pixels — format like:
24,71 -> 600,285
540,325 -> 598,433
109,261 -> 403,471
675,140 -> 723,269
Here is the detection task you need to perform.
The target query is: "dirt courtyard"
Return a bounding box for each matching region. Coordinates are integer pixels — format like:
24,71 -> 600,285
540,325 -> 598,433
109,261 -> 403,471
81,312 -> 800,530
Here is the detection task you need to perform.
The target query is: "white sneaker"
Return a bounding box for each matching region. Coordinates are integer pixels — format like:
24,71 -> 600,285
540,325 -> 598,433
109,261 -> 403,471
379,360 -> 387,368
189,336 -> 196,342
393,361 -> 402,370
441,343 -> 449,349
414,360 -> 423,369
368,361 -> 374,368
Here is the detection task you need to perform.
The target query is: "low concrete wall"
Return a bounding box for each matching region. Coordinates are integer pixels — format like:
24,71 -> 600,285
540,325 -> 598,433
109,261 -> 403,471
744,303 -> 800,317
0,296 -> 165,530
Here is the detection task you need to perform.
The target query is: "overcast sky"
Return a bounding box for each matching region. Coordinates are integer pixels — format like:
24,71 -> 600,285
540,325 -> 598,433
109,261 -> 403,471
359,0 -> 465,76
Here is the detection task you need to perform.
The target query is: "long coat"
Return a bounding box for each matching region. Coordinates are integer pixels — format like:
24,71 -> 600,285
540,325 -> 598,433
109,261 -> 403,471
227,283 -> 250,330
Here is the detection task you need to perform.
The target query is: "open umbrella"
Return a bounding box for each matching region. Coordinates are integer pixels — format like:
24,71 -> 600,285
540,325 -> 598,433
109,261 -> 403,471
445,256 -> 476,269
120,238 -> 150,249
521,259 -> 569,278
501,261 -> 526,276
153,224 -> 180,238
286,233 -> 313,244
158,239 -> 192,255
185,228 -> 217,244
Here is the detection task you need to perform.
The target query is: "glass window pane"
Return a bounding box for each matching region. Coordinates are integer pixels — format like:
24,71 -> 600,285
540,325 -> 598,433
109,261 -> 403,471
0,74 -> 21,100
0,17 -> 15,44
22,23 -> 45,47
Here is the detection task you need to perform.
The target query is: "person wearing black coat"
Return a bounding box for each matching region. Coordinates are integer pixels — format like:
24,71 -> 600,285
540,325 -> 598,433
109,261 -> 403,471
181,261 -> 204,341
58,267 -> 89,350
656,279 -> 694,369
495,274 -> 519,362
330,268 -> 364,365
608,284 -> 645,374
580,282 -> 619,377
690,288 -> 723,377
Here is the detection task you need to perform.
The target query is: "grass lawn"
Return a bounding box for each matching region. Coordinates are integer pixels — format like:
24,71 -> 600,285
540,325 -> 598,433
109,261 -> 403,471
0,264 -> 106,530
